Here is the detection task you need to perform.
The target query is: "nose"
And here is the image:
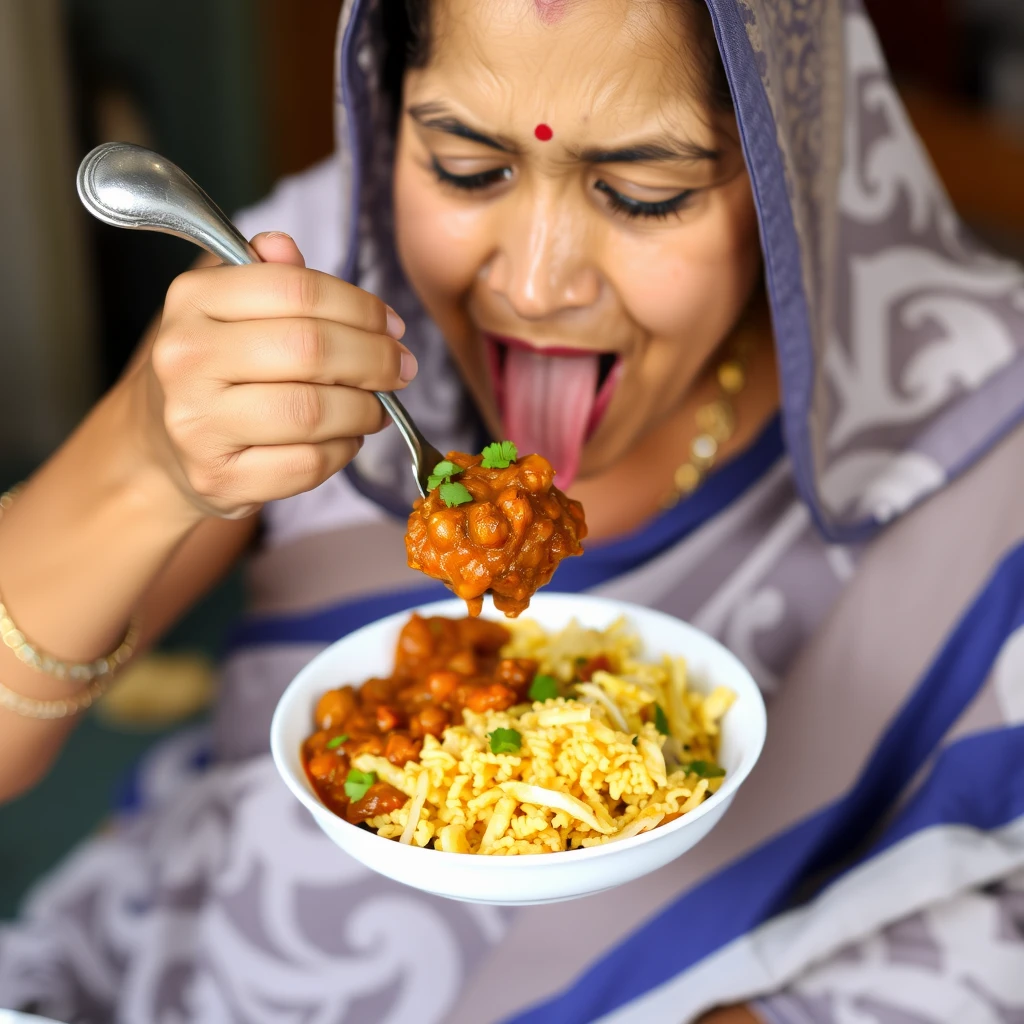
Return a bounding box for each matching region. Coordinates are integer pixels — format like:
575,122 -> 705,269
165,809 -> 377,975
483,190 -> 601,320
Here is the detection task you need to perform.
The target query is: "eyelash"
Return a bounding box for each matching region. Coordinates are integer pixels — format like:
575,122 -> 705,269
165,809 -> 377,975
429,157 -> 696,220
431,156 -> 512,191
594,180 -> 696,220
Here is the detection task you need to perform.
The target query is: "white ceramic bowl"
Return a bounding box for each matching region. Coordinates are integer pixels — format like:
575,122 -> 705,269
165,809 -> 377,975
271,593 -> 766,905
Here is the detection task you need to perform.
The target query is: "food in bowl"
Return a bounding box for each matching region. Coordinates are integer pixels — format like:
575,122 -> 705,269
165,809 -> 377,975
405,441 -> 586,617
302,612 -> 734,854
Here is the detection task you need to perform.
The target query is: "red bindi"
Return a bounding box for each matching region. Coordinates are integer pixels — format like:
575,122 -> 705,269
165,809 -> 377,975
534,123 -> 554,142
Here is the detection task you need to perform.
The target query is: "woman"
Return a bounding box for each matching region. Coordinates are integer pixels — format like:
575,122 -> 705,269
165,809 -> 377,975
2,0 -> 1024,1021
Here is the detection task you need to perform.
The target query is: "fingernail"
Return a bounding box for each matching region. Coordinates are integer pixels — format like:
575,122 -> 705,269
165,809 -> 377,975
264,231 -> 294,241
385,306 -> 406,340
399,348 -> 419,382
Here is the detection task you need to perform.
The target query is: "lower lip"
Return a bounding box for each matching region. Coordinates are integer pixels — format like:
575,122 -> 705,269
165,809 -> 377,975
484,334 -> 622,440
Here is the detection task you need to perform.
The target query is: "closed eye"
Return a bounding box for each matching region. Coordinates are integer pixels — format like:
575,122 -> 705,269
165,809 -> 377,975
594,180 -> 696,220
431,156 -> 513,192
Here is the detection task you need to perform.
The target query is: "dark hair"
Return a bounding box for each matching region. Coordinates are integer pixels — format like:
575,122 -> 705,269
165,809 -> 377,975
380,0 -> 733,130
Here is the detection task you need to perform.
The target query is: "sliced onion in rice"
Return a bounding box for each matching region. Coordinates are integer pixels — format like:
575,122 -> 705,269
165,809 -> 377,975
609,810 -> 665,842
537,705 -> 592,727
400,769 -> 430,846
677,778 -> 710,814
637,735 -> 668,787
574,683 -> 629,733
666,656 -> 690,742
480,794 -> 518,851
499,781 -> 615,834
660,735 -> 685,770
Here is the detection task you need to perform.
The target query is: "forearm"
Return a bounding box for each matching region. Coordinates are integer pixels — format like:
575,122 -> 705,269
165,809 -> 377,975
0,371 -> 208,800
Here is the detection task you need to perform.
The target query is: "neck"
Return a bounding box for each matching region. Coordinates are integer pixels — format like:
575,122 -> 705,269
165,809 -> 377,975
567,304 -> 780,542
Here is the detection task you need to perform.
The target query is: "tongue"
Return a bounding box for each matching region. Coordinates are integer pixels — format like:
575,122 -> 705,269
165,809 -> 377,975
502,347 -> 599,487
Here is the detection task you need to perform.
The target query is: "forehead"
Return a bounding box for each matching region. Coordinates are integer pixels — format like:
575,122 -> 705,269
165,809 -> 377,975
421,0 -> 712,135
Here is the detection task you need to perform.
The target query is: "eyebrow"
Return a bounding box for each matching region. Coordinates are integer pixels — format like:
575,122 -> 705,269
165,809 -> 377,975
408,102 -> 516,153
575,140 -> 720,164
407,102 -> 720,164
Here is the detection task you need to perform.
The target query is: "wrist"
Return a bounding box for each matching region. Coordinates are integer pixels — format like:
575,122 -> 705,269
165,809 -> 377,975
109,366 -> 209,531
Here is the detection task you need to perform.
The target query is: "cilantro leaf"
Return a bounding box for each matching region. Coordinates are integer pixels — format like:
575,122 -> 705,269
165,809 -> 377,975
480,440 -> 518,469
326,734 -> 348,750
528,674 -> 559,703
439,481 -> 473,507
432,459 -> 460,479
488,728 -> 522,754
344,768 -> 376,801
684,760 -> 725,779
653,703 -> 670,736
427,460 -> 463,492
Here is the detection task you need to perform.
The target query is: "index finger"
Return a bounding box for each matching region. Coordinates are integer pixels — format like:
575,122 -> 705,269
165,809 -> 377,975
181,262 -> 402,338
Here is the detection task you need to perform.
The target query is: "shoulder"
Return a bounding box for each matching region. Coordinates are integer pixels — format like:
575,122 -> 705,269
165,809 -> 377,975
232,154 -> 349,276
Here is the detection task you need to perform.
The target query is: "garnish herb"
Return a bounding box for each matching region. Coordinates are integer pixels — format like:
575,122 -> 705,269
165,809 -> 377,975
428,459 -> 472,506
685,760 -> 725,779
488,728 -> 522,754
480,440 -> 518,469
344,768 -> 376,801
439,481 -> 473,507
326,734 -> 348,750
528,674 -> 559,703
427,459 -> 462,491
654,703 -> 670,736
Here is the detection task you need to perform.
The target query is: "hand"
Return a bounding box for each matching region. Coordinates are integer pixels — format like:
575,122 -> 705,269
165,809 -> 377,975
136,232 -> 416,519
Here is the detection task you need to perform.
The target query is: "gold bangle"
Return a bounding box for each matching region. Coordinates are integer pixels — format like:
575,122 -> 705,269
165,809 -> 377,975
0,485 -> 141,719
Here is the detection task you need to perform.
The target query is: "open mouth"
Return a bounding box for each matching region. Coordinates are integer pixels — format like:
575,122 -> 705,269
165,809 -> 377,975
484,334 -> 623,485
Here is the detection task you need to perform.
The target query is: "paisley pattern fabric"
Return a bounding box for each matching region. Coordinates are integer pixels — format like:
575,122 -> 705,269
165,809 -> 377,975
3,3 -> 1024,1023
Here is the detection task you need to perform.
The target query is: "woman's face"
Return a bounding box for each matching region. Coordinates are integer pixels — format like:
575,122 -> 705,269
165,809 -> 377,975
393,0 -> 761,487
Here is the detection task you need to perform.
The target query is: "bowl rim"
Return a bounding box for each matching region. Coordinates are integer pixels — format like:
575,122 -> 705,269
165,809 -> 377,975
270,593 -> 767,866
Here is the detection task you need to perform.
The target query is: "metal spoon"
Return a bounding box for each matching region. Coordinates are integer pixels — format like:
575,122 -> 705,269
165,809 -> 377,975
76,141 -> 444,498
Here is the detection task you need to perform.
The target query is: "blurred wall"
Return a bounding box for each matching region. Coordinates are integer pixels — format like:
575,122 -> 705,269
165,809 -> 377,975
0,0 -> 98,472
0,0 -> 342,479
64,0 -> 273,390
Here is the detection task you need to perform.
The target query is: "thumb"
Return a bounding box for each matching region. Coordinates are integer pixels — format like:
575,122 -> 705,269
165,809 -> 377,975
249,231 -> 306,267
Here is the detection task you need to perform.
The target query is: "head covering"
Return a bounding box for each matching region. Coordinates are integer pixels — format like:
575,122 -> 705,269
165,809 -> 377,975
333,0 -> 1024,541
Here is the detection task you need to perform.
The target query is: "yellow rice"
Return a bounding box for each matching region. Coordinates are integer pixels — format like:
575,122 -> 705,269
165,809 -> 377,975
355,616 -> 735,854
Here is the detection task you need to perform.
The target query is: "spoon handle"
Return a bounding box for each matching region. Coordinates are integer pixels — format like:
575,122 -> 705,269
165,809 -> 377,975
77,142 -> 258,266
77,142 -> 441,497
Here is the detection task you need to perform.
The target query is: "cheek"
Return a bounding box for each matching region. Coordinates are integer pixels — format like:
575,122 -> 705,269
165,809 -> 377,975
393,161 -> 487,313
613,181 -> 761,341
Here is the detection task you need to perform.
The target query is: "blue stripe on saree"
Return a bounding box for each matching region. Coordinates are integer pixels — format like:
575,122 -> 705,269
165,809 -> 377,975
503,539 -> 1024,1023
226,417 -> 783,653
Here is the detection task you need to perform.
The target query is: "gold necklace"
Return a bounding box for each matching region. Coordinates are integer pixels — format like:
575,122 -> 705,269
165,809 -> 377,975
662,334 -> 753,509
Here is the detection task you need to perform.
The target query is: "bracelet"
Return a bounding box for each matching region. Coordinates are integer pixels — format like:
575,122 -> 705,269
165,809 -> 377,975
0,485 -> 141,719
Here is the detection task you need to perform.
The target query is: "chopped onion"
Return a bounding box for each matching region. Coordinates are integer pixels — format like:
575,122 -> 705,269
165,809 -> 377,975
480,794 -> 517,851
667,657 -> 689,742
575,683 -> 629,733
637,735 -> 668,787
537,705 -> 591,727
609,811 -> 665,842
400,769 -> 430,846
500,781 -> 615,834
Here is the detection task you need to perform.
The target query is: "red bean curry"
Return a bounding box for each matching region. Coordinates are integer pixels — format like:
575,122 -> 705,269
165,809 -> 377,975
405,443 -> 587,617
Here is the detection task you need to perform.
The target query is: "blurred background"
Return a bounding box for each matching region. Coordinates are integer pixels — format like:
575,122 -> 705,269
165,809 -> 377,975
1,0 -> 1024,916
